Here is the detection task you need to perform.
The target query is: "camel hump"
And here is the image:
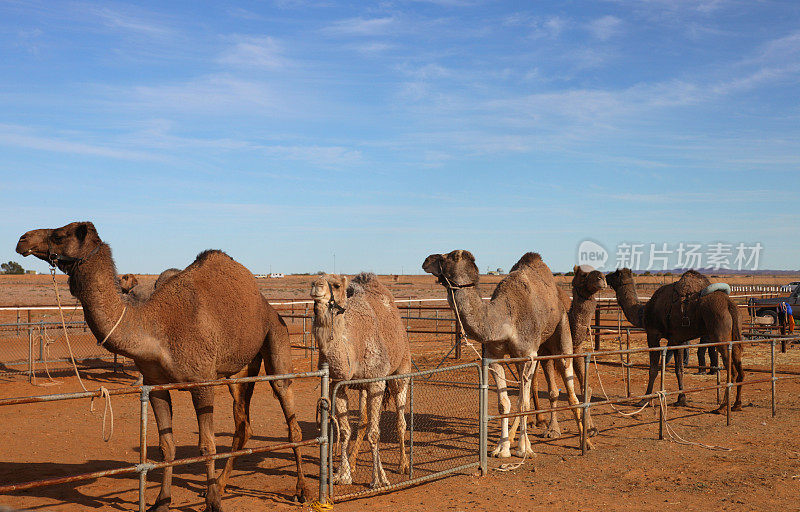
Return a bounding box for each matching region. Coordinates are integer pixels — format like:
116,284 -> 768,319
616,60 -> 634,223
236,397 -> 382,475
701,282 -> 731,296
509,252 -> 543,273
674,269 -> 711,296
348,272 -> 384,296
193,249 -> 233,265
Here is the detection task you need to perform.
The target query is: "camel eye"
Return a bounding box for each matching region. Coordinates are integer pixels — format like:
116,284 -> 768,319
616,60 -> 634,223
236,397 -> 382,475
333,284 -> 340,289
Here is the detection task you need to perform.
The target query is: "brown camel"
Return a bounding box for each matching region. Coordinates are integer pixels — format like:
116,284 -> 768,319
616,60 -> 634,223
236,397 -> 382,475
423,250 -> 590,459
120,268 -> 181,304
310,273 -> 411,489
606,268 -> 743,412
16,222 -> 309,512
523,265 -> 607,439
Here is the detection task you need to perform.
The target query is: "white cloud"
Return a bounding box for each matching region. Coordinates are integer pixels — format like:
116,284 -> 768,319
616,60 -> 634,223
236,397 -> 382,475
85,6 -> 173,37
0,125 -> 159,160
218,36 -> 286,68
588,15 -> 622,41
325,17 -> 396,36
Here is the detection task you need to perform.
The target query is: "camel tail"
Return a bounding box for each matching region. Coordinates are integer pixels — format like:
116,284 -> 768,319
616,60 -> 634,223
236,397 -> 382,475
728,300 -> 741,342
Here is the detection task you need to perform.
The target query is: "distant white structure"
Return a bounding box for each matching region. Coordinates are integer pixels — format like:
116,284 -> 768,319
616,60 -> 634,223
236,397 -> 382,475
269,273 -> 285,278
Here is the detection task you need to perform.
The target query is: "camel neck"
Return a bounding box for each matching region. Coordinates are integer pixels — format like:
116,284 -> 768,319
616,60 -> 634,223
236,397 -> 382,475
68,244 -> 139,358
569,291 -> 598,345
311,301 -> 345,363
447,285 -> 497,343
613,281 -> 643,328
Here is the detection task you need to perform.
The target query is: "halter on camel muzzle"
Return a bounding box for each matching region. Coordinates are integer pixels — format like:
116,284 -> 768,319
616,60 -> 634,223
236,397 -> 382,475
436,259 -> 476,290
327,281 -> 346,315
47,242 -> 101,275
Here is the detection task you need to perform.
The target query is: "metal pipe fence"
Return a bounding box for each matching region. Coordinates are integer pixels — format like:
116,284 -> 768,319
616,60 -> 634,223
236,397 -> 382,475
0,366 -> 331,511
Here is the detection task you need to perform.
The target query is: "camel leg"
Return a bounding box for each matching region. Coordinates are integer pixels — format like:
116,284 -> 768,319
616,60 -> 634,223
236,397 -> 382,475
218,356 -> 260,494
542,355 -> 562,439
673,344 -> 687,406
636,332 -> 662,408
712,346 -> 731,414
348,390 -> 368,465
366,382 -> 390,488
263,319 -> 310,502
190,388 -> 222,512
390,377 -> 410,474
731,344 -> 744,411
515,359 -> 536,458
489,361 -> 512,458
554,314 -> 593,450
148,389 -> 174,512
532,361 -> 548,428
332,386 -> 353,484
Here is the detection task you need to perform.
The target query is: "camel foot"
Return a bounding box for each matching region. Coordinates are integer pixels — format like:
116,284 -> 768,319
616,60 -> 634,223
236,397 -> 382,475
331,472 -> 352,485
731,402 -> 743,412
204,484 -> 223,512
294,483 -> 310,503
514,447 -> 535,458
544,424 -> 561,439
370,473 -> 390,489
588,426 -> 599,438
710,405 -> 725,415
535,414 -> 548,429
147,499 -> 170,512
398,457 -> 410,475
583,438 -> 595,450
491,442 -> 512,458
673,394 -> 688,407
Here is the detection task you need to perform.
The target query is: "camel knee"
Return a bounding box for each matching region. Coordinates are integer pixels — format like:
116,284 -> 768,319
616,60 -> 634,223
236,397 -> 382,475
159,437 -> 175,461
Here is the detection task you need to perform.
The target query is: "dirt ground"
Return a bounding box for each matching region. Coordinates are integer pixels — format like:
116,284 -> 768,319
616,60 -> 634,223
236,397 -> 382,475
1,275 -> 799,511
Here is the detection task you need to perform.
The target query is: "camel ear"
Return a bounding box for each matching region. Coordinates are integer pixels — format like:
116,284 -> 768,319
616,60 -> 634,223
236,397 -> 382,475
460,250 -> 475,263
573,265 -> 580,274
422,254 -> 443,275
340,275 -> 348,291
75,222 -> 97,243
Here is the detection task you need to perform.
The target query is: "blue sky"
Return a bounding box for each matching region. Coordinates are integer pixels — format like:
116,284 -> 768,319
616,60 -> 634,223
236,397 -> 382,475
1,0 -> 799,275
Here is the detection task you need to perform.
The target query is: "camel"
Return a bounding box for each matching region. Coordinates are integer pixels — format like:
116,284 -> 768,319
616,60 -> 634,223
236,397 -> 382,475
120,268 -> 181,304
423,250 -> 590,459
522,265 -> 607,439
310,273 -> 411,488
16,222 -> 309,512
606,268 -> 743,412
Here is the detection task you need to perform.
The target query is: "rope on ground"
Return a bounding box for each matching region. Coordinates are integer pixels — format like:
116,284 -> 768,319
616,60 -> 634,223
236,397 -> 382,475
50,266 -> 119,441
655,391 -> 732,452
309,498 -> 334,511
592,357 -> 651,417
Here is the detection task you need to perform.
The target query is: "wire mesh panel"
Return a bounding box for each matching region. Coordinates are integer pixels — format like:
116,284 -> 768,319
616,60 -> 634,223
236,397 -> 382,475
329,362 -> 480,501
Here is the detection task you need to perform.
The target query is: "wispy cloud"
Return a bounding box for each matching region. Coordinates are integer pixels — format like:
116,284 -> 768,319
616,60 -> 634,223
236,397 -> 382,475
84,5 -> 173,37
0,124 -> 160,160
588,15 -> 623,41
218,36 -> 286,69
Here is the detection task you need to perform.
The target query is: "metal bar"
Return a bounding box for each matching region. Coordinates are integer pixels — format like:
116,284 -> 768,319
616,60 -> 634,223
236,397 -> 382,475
581,354 -> 589,456
659,346 -> 666,440
726,340 -> 732,426
28,328 -> 33,383
138,385 -> 150,512
625,328 -> 631,398
479,357 -> 488,475
409,376 -> 414,480
771,337 -> 776,417
319,362 -> 329,503
594,309 -> 601,351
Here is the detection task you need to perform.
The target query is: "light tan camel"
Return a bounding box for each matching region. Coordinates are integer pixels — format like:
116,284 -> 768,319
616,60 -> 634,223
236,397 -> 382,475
606,268 -> 743,412
16,222 -> 309,512
519,265 -> 607,440
120,268 -> 181,304
423,251 -> 590,459
311,273 -> 411,488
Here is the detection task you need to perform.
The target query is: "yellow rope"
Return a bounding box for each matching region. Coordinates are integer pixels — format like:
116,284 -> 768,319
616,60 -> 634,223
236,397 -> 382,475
49,266 -> 118,442
309,498 -> 334,511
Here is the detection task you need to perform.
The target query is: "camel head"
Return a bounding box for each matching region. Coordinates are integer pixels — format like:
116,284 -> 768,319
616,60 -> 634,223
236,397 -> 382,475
16,221 -> 102,274
310,274 -> 348,314
573,265 -> 607,298
120,274 -> 138,293
606,267 -> 635,292
422,250 -> 479,288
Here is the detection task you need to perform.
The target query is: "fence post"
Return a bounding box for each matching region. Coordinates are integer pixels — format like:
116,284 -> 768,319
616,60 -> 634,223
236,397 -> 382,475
319,363 -> 330,503
28,328 -> 33,383
726,340 -> 732,426
139,385 -> 151,512
625,328 -> 631,398
39,321 -> 44,362
581,353 -> 590,456
594,310 -> 601,351
659,346 -> 666,440
770,337 -> 776,418
479,357 -> 489,475
409,376 -> 414,480
454,315 -> 463,360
